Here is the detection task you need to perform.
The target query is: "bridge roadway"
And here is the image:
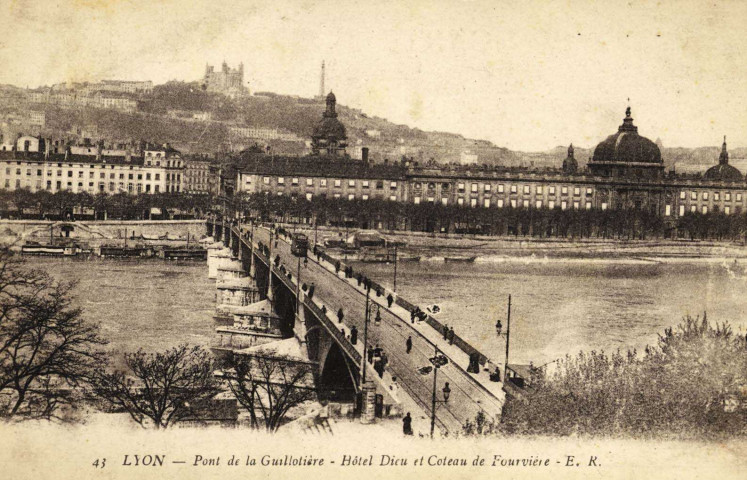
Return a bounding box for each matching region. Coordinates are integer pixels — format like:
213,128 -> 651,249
248,225 -> 503,434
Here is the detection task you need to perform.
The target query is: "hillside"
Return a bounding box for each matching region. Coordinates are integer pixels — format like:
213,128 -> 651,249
0,81 -> 741,173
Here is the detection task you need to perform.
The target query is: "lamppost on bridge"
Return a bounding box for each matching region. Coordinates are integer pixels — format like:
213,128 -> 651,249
295,246 -> 302,322
357,281 -> 382,422
426,346 -> 450,438
392,244 -> 398,293
360,282 -> 373,384
494,295 -> 511,383
267,227 -> 275,303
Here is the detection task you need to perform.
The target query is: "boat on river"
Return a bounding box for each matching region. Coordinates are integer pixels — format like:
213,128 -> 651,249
444,256 -> 477,263
163,248 -> 208,260
21,242 -> 78,256
99,245 -> 152,258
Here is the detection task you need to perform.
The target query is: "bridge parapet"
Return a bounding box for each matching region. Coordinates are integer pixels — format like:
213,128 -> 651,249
303,296 -> 362,366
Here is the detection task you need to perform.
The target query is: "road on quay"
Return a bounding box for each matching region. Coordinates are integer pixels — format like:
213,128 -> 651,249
250,225 -> 503,435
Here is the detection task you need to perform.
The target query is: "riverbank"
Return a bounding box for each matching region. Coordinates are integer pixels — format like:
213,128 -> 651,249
282,224 -> 747,262
0,219 -> 207,249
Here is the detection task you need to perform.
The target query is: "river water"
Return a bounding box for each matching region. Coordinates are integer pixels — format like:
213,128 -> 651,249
24,255 -> 747,367
349,258 -> 747,365
24,257 -> 215,361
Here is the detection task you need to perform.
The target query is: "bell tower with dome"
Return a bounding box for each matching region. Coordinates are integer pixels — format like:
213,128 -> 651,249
311,92 -> 348,157
588,106 -> 664,179
704,136 -> 743,182
562,143 -> 578,174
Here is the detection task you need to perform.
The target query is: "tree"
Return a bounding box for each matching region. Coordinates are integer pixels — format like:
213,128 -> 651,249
93,344 -> 220,429
0,251 -> 107,421
224,353 -> 315,432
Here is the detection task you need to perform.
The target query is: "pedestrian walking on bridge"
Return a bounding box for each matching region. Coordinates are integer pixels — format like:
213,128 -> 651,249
350,326 -> 358,345
403,412 -> 413,436
337,308 -> 344,323
406,336 -> 412,354
387,293 -> 394,308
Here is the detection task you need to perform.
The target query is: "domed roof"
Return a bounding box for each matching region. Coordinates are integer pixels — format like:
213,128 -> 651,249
592,107 -> 662,164
704,164 -> 743,181
312,116 -> 347,139
312,90 -> 347,141
704,137 -> 743,181
562,143 -> 578,174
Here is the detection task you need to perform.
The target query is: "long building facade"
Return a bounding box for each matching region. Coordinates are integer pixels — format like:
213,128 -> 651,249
0,136 -> 184,195
231,101 -> 747,226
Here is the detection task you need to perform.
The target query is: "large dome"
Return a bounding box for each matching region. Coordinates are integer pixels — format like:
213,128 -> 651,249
592,107 -> 662,165
312,91 -> 347,141
704,164 -> 742,181
312,116 -> 346,140
704,137 -> 743,182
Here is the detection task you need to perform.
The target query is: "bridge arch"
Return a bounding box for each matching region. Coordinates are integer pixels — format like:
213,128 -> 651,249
304,321 -> 358,402
318,341 -> 358,402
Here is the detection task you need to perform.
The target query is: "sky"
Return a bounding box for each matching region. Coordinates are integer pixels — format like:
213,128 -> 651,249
0,0 -> 746,151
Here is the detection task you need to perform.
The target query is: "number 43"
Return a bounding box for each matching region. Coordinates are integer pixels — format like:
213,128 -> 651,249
92,458 -> 106,469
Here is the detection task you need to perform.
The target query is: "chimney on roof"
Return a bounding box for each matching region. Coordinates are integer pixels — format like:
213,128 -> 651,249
362,147 -> 369,164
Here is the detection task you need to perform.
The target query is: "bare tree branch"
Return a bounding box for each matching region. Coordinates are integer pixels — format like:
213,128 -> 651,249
0,250 -> 107,422
224,352 -> 315,432
92,344 -> 221,429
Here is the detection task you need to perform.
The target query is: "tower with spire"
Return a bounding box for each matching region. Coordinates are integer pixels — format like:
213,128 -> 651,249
719,135 -> 729,165
704,135 -> 743,181
318,61 -> 326,100
562,143 -> 578,174
311,92 -> 347,156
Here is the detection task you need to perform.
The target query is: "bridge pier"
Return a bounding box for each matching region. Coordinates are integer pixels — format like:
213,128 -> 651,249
217,224 -> 412,426
359,381 -> 377,424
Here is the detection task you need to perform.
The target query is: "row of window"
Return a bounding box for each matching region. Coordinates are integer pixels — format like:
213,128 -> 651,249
671,204 -> 741,216
407,196 -> 746,216
681,191 -> 743,202
5,179 -> 162,193
412,196 -> 601,210
5,167 -> 163,182
5,161 -> 141,170
274,192 -> 398,202
416,182 -> 595,197
261,177 -> 398,189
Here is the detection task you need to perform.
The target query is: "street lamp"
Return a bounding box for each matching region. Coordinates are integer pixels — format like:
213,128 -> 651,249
360,285 -> 377,384
392,244 -> 398,293
426,346 -> 450,438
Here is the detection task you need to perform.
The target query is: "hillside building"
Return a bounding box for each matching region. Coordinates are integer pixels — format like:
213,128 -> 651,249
203,62 -> 247,98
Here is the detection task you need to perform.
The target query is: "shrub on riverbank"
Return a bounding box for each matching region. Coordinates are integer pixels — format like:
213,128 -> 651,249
487,315 -> 747,439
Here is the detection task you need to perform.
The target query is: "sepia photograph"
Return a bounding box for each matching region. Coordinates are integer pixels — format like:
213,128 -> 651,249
0,0 -> 745,478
